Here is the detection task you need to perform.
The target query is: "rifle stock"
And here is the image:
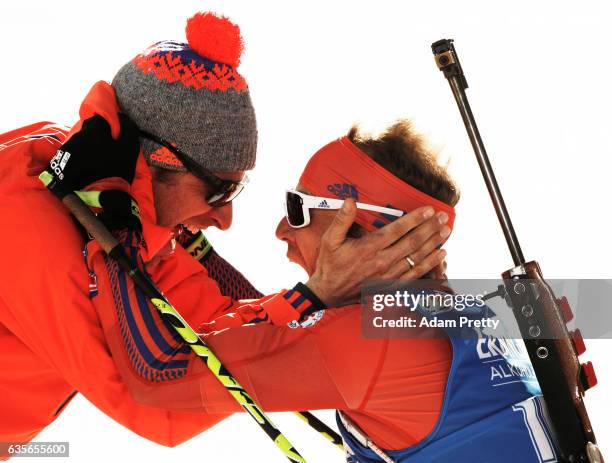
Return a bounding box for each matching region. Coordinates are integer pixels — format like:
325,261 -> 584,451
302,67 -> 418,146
502,261 -> 597,455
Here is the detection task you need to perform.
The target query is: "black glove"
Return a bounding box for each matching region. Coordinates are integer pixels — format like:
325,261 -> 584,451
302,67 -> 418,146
43,113 -> 140,198
96,189 -> 142,231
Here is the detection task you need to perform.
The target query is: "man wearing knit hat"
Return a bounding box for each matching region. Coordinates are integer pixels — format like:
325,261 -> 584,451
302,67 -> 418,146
0,12 -> 447,455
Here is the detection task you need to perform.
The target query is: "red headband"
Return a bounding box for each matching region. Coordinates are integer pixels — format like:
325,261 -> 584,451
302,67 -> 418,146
298,137 -> 456,232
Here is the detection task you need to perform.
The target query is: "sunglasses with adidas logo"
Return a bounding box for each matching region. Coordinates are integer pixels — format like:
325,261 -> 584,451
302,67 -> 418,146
285,189 -> 404,228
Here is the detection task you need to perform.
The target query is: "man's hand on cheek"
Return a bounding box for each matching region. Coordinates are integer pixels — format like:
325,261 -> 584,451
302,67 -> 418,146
305,200 -> 449,307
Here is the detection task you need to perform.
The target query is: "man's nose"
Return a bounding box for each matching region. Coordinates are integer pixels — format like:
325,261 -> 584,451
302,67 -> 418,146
275,217 -> 291,241
210,203 -> 233,230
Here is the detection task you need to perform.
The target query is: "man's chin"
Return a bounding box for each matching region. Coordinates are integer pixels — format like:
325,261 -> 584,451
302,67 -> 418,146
286,251 -> 308,273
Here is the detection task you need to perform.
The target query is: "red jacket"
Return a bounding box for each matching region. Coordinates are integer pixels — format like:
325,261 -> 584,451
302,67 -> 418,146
0,82 -> 320,456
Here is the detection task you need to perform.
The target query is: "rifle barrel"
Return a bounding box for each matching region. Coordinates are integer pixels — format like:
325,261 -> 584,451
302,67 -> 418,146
432,39 -> 525,266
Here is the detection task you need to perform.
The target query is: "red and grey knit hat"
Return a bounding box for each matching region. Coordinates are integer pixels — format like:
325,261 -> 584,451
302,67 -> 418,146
112,12 -> 257,173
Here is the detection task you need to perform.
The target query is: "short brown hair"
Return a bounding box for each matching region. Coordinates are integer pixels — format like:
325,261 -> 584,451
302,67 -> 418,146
348,120 -> 460,207
346,120 -> 459,238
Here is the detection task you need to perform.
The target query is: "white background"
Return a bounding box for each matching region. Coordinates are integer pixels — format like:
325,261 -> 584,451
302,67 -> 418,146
1,1 -> 611,461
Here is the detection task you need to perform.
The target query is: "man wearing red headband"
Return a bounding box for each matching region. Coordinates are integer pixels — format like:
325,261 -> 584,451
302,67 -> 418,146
272,123 -> 556,462
100,121 -> 554,462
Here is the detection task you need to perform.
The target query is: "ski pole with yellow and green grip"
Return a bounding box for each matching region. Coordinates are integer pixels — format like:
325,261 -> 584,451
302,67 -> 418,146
39,173 -> 307,463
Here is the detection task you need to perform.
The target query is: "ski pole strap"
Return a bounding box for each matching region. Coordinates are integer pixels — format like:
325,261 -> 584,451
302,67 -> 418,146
338,412 -> 396,463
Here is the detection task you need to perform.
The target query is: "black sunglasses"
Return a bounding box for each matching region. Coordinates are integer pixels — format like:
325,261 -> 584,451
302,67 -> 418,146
139,130 -> 248,207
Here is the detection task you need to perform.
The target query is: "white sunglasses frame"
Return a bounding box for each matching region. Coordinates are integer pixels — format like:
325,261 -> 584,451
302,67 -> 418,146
285,189 -> 404,229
